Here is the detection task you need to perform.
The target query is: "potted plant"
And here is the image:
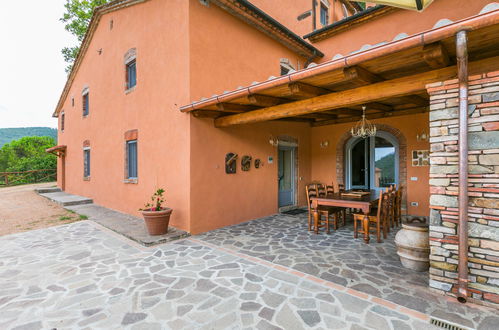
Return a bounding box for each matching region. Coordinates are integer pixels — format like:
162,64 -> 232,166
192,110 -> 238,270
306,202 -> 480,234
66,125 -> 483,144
140,188 -> 172,235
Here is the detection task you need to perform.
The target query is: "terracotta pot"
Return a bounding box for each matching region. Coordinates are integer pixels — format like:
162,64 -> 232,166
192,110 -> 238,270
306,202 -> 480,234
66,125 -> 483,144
141,208 -> 172,235
394,223 -> 430,272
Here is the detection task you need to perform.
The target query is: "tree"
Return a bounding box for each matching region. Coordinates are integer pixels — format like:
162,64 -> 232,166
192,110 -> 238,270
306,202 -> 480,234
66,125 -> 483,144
0,136 -> 57,172
60,0 -> 110,73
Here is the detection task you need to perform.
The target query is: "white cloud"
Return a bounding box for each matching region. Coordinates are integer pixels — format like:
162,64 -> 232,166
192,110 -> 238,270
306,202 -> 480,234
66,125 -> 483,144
0,0 -> 78,128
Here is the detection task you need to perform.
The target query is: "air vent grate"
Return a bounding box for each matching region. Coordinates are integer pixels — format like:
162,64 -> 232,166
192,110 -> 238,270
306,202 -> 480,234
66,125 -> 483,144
430,318 -> 467,330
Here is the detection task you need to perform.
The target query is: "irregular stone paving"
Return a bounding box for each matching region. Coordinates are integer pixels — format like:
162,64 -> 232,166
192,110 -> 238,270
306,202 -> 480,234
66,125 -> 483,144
0,221 -> 442,330
196,213 -> 499,329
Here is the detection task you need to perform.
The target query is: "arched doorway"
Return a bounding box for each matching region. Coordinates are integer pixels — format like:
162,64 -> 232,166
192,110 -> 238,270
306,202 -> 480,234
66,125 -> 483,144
345,131 -> 399,192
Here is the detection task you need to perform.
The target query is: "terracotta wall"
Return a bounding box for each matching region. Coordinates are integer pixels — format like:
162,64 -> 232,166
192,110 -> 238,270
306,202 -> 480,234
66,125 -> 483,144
310,113 -> 431,217
189,119 -> 311,234
249,0 -> 351,38
188,1 -> 306,101
57,0 -> 193,230
311,0 -> 495,61
428,74 -> 499,306
188,1 -> 311,234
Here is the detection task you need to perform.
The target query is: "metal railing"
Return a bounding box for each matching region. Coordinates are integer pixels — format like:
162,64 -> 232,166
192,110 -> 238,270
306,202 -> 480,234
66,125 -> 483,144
0,169 -> 56,187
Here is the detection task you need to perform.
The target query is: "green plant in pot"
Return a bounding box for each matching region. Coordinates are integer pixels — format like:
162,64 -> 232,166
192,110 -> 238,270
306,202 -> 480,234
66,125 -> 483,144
140,188 -> 172,235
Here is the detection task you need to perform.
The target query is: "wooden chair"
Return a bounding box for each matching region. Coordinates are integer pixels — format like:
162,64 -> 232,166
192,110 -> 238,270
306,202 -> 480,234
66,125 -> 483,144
305,184 -> 344,233
326,184 -> 334,195
317,184 -> 327,197
353,190 -> 390,243
393,187 -> 403,227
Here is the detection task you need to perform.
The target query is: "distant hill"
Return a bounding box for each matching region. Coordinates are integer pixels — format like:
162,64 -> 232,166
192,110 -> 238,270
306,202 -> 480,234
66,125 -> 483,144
0,127 -> 57,148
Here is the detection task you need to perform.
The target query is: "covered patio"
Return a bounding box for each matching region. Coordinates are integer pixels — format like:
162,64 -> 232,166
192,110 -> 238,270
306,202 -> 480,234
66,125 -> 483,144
196,212 -> 498,329
183,6 -> 499,307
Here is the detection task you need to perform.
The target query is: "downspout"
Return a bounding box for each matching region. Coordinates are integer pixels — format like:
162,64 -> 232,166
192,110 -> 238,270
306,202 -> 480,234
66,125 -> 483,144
456,29 -> 469,303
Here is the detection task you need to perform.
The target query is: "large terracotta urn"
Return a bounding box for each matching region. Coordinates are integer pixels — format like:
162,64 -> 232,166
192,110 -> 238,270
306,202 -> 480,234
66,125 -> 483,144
141,208 -> 172,235
394,223 -> 430,272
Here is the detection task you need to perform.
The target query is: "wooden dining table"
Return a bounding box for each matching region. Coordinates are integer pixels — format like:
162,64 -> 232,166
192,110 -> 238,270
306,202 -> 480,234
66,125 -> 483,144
310,190 -> 380,243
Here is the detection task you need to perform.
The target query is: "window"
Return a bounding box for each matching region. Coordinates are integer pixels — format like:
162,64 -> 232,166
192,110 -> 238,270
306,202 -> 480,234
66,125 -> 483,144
61,112 -> 65,132
126,59 -> 137,89
83,148 -> 91,178
280,58 -> 295,76
71,97 -> 74,107
124,48 -> 137,91
82,91 -> 89,116
320,3 -> 329,26
126,140 -> 138,179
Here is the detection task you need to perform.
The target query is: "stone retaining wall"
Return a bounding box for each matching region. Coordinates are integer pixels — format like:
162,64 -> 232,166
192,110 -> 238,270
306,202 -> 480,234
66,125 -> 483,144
427,72 -> 499,306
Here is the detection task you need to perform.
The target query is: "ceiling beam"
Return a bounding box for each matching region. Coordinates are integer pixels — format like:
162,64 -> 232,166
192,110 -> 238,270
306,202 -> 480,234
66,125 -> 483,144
247,94 -> 286,107
287,82 -> 330,98
343,66 -> 382,85
366,102 -> 392,112
423,42 -> 450,69
399,95 -> 428,106
216,103 -> 256,113
213,56 -> 499,127
192,110 -> 223,119
312,107 -> 428,127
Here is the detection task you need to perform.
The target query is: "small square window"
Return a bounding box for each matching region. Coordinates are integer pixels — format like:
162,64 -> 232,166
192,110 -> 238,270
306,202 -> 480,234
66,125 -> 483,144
126,59 -> 137,90
126,140 -> 138,179
82,92 -> 89,116
83,148 -> 91,178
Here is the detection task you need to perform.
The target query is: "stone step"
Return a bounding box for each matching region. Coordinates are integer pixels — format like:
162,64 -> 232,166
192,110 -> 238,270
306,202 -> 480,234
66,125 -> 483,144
35,187 -> 61,194
39,191 -> 93,206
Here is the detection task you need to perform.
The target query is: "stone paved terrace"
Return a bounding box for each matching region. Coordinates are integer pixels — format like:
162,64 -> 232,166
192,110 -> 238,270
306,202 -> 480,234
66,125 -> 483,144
0,218 -> 497,329
196,213 -> 499,329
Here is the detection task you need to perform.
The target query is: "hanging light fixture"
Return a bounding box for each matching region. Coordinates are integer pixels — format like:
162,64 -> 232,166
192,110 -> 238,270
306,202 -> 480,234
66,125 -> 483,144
350,106 -> 377,138
355,0 -> 435,11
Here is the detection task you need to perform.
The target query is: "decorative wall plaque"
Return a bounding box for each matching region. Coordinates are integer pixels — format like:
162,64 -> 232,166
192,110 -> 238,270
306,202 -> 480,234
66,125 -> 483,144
254,159 -> 261,169
412,150 -> 429,166
241,155 -> 252,171
225,153 -> 238,174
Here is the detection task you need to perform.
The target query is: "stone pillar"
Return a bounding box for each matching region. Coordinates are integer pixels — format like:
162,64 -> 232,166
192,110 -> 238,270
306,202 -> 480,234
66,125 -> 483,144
427,72 -> 499,307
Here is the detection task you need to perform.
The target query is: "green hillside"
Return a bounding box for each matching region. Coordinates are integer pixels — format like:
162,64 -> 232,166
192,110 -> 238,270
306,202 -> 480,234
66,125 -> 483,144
0,127 -> 57,148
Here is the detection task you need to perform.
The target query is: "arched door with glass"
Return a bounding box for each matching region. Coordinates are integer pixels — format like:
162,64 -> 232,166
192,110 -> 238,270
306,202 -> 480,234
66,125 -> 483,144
346,132 -> 399,192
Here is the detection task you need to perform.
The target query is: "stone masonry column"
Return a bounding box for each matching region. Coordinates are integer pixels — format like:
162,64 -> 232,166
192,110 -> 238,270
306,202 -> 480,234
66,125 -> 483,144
427,72 -> 499,307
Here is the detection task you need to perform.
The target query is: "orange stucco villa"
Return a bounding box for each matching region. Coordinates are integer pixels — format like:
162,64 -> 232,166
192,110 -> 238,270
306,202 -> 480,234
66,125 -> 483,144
53,0 -> 499,305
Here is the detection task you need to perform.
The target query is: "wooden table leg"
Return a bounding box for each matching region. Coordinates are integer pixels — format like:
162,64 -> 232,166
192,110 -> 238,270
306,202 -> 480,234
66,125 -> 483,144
363,213 -> 370,244
313,209 -> 319,235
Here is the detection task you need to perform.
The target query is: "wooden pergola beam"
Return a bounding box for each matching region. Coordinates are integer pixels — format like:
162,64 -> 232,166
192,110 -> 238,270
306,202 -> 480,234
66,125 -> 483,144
247,94 -> 286,107
287,82 -> 330,98
216,103 -> 256,113
343,66 -> 382,85
312,107 -> 428,127
213,56 -> 499,128
423,42 -> 450,69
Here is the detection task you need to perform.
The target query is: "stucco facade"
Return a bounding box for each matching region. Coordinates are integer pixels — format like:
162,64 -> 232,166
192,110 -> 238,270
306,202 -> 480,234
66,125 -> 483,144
56,0 -> 496,233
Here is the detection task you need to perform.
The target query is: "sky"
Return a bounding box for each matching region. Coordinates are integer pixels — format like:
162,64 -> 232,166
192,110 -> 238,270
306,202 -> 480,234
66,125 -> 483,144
0,0 -> 77,128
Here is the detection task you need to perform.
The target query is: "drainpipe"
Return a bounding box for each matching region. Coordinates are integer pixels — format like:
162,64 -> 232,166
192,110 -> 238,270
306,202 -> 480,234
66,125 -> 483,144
456,29 -> 469,304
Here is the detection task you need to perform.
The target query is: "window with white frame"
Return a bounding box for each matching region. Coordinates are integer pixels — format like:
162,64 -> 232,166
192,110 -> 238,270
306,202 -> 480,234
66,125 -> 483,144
82,88 -> 89,116
83,148 -> 91,178
126,140 -> 138,179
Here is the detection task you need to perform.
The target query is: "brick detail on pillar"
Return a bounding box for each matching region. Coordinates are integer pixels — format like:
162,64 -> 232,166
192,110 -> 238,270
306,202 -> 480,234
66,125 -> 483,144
427,73 -> 499,307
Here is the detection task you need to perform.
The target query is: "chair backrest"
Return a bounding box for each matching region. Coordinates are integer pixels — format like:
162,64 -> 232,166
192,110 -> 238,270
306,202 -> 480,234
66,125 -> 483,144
305,184 -> 318,211
317,184 -> 327,197
395,186 -> 403,220
338,183 -> 345,192
326,184 -> 334,195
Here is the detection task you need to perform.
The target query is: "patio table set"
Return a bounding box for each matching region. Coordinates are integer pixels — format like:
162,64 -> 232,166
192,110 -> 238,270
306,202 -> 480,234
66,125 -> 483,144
306,183 -> 402,244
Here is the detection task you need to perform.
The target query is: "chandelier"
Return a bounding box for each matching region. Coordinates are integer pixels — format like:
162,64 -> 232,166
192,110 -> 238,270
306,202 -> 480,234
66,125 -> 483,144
350,106 -> 376,138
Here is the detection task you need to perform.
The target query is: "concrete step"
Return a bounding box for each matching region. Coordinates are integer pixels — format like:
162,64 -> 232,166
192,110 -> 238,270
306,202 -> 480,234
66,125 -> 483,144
35,187 -> 61,194
39,191 -> 93,206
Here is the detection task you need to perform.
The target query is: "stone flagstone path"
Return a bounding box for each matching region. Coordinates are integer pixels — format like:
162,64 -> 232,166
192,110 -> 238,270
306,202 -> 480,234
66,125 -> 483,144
0,218 -> 497,329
